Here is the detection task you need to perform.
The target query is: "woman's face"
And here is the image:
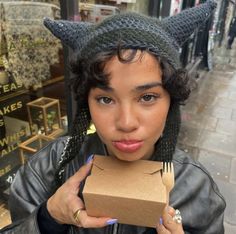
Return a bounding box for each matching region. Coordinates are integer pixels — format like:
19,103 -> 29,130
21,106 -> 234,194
88,51 -> 170,161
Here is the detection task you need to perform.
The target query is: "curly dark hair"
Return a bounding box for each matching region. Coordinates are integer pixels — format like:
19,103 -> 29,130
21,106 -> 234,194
70,49 -> 190,111
55,49 -> 190,185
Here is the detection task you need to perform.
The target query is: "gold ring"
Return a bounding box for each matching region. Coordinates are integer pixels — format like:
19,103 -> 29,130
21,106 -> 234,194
73,208 -> 83,225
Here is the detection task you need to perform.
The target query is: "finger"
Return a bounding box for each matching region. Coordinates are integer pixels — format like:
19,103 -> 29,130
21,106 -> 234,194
70,201 -> 85,215
166,206 -> 175,217
74,210 -> 117,228
69,159 -> 93,186
64,161 -> 93,201
162,207 -> 184,233
156,218 -> 171,234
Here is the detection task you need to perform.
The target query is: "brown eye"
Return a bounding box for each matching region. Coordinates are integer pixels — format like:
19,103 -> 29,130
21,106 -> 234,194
140,94 -> 160,103
97,96 -> 113,105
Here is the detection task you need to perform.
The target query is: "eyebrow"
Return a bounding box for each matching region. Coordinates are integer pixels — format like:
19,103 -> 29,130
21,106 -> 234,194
96,81 -> 163,92
135,82 -> 163,92
95,84 -> 113,92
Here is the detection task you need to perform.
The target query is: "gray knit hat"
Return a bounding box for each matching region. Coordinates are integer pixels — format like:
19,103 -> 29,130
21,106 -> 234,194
44,0 -> 216,70
45,1 -> 216,184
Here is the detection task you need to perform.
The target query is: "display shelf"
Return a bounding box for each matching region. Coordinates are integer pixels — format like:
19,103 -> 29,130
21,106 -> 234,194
18,134 -> 54,164
27,97 -> 62,136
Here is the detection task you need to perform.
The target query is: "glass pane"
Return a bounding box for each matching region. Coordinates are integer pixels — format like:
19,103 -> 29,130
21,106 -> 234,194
0,1 -> 67,226
78,0 -> 151,24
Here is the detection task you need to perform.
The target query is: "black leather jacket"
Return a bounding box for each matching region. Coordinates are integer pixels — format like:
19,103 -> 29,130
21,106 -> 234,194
1,133 -> 226,234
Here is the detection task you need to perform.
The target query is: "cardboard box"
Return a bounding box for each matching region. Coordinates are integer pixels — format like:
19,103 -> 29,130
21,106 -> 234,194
83,155 -> 167,227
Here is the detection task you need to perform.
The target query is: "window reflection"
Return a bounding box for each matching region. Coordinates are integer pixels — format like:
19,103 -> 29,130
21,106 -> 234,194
0,1 -> 66,219
79,3 -> 120,23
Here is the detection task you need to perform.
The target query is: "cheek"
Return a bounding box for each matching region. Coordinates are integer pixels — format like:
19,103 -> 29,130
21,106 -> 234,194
91,112 -> 108,127
146,109 -> 168,131
88,102 -> 113,135
146,100 -> 170,133
90,113 -> 113,144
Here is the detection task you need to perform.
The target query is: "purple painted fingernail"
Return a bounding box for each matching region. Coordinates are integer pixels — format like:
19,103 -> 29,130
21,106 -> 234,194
106,219 -> 118,225
86,154 -> 94,164
159,217 -> 163,225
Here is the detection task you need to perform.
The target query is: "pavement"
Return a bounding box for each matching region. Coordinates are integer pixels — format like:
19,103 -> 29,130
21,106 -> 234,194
177,42 -> 236,234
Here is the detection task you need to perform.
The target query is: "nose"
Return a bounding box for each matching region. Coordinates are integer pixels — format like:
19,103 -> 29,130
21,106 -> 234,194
116,104 -> 139,132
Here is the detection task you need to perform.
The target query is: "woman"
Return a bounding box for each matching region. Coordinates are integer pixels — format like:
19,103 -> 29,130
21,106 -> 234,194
1,1 -> 225,233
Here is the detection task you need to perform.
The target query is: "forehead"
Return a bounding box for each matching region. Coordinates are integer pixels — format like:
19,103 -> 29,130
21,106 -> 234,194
104,51 -> 162,77
99,51 -> 164,91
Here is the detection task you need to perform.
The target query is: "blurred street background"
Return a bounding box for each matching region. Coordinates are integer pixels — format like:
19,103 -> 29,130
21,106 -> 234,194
178,44 -> 236,234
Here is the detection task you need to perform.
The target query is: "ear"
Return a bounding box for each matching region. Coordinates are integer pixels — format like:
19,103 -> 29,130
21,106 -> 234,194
43,17 -> 93,51
161,0 -> 216,46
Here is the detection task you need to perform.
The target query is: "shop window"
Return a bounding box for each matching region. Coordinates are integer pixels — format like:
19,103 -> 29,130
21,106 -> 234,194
78,0 -> 150,23
79,2 -> 120,22
0,0 -> 67,217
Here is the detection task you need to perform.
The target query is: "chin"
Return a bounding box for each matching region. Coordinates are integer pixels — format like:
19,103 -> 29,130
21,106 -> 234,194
113,153 -> 145,162
107,145 -> 150,161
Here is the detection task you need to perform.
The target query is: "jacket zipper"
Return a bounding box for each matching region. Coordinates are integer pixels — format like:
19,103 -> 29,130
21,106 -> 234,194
112,223 -> 118,234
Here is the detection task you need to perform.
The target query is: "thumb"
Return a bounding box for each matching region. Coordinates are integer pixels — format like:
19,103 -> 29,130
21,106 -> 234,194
69,155 -> 94,186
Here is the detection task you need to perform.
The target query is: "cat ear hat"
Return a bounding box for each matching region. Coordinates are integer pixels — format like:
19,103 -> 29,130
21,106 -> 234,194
44,0 -> 216,70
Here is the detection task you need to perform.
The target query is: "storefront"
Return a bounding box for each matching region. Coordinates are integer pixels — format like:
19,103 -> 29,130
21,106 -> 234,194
0,0 -> 67,200
179,0 -> 216,71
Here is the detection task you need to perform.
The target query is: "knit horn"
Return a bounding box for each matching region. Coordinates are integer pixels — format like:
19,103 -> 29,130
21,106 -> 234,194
161,0 -> 217,46
43,0 -> 216,54
43,17 -> 92,51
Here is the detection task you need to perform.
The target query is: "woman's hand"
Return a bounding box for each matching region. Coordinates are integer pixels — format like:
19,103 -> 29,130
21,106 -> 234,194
47,159 -> 117,228
156,206 -> 184,234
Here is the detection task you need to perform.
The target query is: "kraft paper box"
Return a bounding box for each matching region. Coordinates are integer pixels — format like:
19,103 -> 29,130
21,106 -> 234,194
83,155 -> 167,228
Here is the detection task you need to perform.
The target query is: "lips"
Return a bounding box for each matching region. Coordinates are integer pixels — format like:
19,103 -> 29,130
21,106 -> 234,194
113,140 -> 143,153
